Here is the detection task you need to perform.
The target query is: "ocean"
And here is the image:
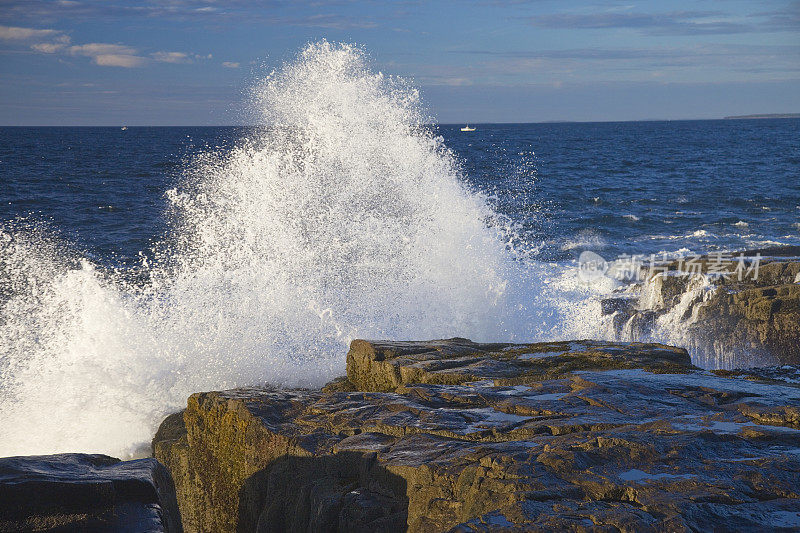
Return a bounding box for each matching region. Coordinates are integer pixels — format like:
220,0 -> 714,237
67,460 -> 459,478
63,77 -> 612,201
1,42 -> 799,458
3,120 -> 799,265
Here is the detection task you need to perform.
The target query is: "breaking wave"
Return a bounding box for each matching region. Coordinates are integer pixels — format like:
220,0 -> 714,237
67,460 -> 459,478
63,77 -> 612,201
0,42 -> 601,457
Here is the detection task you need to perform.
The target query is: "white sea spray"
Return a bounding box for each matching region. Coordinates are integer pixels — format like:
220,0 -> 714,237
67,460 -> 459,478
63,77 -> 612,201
0,42 -> 603,457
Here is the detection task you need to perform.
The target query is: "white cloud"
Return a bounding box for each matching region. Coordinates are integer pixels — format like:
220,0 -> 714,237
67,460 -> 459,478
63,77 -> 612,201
31,42 -> 67,53
92,54 -> 145,67
2,25 -> 204,69
68,43 -> 145,67
0,24 -> 71,54
69,43 -> 137,56
0,25 -> 61,41
222,61 -> 240,68
152,51 -> 191,63
151,51 -> 213,64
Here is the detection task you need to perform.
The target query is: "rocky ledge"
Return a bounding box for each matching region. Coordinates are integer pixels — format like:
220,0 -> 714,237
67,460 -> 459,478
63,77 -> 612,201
0,453 -> 182,532
154,338 -> 800,532
601,248 -> 800,367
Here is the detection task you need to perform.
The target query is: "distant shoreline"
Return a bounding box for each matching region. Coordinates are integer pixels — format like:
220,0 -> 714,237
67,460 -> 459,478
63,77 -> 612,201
2,115 -> 800,127
723,113 -> 800,120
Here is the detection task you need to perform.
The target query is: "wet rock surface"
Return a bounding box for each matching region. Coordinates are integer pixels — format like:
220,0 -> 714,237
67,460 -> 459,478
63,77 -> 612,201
602,251 -> 800,367
155,338 -> 800,532
0,453 -> 182,532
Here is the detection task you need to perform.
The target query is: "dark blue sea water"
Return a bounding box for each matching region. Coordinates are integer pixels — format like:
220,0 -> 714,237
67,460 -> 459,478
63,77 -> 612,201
2,119 -> 799,266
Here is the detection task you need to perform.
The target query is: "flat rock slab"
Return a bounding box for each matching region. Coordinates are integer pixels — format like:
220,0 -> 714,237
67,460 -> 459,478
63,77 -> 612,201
155,339 -> 800,532
0,453 -> 182,532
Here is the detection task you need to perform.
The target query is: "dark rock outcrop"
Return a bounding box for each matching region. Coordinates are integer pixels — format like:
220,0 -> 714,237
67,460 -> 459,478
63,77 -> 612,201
155,338 -> 800,532
602,252 -> 800,366
0,453 -> 182,532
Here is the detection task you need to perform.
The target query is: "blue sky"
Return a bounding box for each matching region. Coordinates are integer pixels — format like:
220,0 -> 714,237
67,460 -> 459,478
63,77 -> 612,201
1,0 -> 798,124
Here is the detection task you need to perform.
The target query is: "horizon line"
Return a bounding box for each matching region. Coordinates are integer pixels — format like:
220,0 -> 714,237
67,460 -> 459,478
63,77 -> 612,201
2,115 -> 799,128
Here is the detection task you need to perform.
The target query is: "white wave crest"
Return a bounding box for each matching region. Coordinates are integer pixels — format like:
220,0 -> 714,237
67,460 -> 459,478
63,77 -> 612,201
0,42 -> 597,457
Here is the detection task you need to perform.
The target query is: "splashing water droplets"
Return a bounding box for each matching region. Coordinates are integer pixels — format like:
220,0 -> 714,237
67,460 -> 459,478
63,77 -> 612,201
0,42 -> 579,457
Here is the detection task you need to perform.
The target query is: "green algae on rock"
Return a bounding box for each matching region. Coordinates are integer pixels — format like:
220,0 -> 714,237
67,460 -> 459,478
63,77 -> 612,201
155,339 -> 800,532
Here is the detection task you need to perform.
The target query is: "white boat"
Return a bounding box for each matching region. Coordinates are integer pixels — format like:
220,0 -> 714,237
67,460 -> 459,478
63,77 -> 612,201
121,126 -> 128,131
460,125 -> 476,132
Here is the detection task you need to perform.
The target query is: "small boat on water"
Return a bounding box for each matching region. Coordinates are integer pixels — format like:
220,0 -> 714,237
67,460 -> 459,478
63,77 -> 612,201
121,126 -> 128,131
460,125 -> 476,132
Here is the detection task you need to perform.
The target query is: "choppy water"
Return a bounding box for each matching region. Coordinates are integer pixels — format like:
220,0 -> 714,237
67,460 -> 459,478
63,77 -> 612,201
1,42 -> 799,458
3,119 -> 799,265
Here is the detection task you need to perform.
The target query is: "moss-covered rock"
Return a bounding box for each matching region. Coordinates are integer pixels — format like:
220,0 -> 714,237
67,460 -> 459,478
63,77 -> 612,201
603,252 -> 800,366
689,282 -> 800,365
346,338 -> 693,392
155,339 -> 800,532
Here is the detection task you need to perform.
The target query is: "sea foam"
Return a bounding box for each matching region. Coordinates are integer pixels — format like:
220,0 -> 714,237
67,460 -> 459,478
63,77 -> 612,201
0,42 -> 600,458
